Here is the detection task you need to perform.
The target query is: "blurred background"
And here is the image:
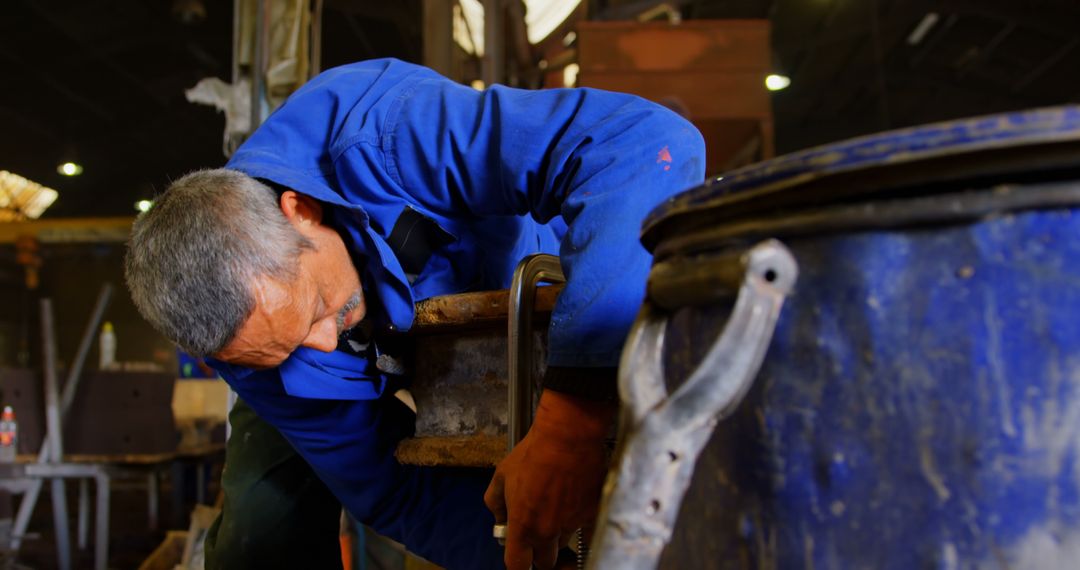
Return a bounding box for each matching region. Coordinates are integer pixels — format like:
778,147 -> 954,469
1,0 -> 1079,567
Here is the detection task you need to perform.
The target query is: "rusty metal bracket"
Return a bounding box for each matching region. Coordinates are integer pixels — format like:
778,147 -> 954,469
587,239 -> 797,569
507,254 -> 565,450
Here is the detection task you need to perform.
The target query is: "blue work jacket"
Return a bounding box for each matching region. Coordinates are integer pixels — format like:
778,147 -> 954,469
209,59 -> 704,568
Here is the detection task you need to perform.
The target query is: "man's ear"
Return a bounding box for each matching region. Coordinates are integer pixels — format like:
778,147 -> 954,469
280,191 -> 324,228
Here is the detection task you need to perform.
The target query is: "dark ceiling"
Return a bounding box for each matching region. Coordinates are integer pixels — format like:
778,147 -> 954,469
2,0 -> 1079,218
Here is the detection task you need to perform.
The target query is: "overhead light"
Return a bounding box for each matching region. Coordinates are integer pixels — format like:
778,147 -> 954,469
470,79 -> 486,91
454,0 -> 485,56
765,74 -> 791,91
135,200 -> 154,213
907,12 -> 940,46
57,162 -> 83,176
0,170 -> 59,221
454,0 -> 584,54
525,0 -> 583,44
563,63 -> 580,88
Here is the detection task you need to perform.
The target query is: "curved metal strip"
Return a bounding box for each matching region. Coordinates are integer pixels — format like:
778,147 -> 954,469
588,240 -> 797,570
507,254 -> 565,449
617,304 -> 669,424
665,241 -> 797,424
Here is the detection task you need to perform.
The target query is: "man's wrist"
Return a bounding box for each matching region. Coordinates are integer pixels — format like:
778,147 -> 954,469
532,389 -> 616,442
541,366 -> 618,402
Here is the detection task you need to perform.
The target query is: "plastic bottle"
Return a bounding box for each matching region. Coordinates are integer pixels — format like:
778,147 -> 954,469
0,406 -> 18,462
99,321 -> 117,370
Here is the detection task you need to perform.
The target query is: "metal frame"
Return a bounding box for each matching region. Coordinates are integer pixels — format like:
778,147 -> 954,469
4,286 -> 113,570
587,240 -> 797,569
507,254 -> 565,449
654,179 -> 1080,261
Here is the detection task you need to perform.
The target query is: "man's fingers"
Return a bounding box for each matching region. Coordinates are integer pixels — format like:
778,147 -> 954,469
532,538 -> 559,570
504,536 -> 533,570
484,476 -> 508,523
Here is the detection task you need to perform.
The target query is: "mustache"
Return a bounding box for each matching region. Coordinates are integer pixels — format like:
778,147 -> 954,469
336,290 -> 364,333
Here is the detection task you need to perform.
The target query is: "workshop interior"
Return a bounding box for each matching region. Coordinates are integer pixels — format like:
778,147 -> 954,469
3,0 -> 1080,568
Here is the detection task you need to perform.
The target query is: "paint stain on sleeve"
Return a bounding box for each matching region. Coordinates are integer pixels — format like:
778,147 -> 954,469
657,146 -> 673,171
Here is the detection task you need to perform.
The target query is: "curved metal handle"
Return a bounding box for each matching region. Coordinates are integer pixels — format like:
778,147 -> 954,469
588,239 -> 798,570
507,254 -> 565,450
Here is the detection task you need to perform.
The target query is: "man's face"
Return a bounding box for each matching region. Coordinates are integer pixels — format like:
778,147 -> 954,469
214,191 -> 366,369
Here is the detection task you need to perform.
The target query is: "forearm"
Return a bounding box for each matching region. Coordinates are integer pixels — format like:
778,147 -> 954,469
532,389 -> 617,442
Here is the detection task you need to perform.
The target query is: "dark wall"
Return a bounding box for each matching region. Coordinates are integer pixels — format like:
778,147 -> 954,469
0,242 -> 175,373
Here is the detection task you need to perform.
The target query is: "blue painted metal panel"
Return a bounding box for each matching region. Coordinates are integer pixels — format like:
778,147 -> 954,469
752,207 -> 1080,568
645,105 -> 1080,233
651,107 -> 1080,568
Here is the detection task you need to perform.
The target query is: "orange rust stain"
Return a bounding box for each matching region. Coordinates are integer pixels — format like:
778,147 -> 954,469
657,146 -> 673,164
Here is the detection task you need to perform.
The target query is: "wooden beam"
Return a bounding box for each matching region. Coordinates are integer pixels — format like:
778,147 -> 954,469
0,217 -> 134,244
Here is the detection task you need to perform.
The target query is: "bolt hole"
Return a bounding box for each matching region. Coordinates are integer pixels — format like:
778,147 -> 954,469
764,269 -> 778,283
668,451 -> 679,462
647,499 -> 661,515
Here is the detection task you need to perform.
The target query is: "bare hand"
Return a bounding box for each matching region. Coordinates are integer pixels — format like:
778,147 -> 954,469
484,391 -> 614,570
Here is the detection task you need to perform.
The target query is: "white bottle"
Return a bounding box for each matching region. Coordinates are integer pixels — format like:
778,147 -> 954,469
0,406 -> 18,462
99,321 -> 117,370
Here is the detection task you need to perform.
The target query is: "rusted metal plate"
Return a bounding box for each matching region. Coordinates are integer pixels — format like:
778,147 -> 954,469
396,289 -> 554,466
577,20 -> 771,73
410,285 -> 561,333
394,435 -> 506,468
408,329 -> 546,438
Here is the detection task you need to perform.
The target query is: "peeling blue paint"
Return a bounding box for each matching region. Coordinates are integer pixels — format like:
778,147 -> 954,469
652,107 -> 1080,568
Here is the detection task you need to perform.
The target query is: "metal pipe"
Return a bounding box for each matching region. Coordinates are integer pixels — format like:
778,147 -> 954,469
61,284 -> 113,413
40,300 -> 63,462
77,478 -> 89,550
94,473 -> 110,570
40,299 -> 72,570
507,254 -> 564,449
482,0 -> 504,86
13,284 -> 112,551
250,0 -> 268,130
310,0 -> 324,79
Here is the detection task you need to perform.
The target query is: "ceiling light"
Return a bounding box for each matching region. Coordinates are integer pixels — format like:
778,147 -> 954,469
907,12 -> 940,46
765,74 -> 791,91
525,0 -> 582,44
57,162 -> 83,176
0,171 -> 59,221
454,0 -> 484,56
563,63 -> 580,88
454,0 -> 583,54
135,200 -> 154,213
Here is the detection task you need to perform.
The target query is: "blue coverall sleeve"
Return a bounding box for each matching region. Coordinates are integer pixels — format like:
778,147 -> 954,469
223,368 -> 505,569
383,77 -> 706,368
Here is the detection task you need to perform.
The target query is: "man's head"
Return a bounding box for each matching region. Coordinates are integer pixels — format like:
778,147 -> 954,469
125,169 -> 367,369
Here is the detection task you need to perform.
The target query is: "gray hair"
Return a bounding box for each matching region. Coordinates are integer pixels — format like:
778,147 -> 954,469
125,169 -> 313,356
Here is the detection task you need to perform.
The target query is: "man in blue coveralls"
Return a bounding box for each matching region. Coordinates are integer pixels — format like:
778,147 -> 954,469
126,59 -> 703,569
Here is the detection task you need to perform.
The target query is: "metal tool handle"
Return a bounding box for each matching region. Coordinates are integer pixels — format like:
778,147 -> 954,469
507,254 -> 565,450
587,239 -> 797,570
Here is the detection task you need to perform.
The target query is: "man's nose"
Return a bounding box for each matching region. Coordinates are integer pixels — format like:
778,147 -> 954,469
301,319 -> 338,352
